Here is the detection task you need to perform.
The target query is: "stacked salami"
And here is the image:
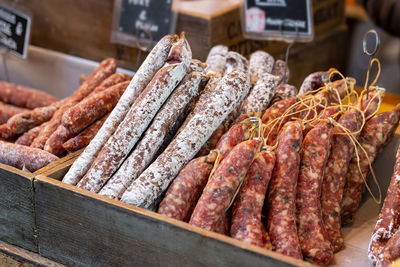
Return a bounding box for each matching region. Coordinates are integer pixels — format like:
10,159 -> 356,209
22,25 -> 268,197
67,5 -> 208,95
0,59 -> 132,171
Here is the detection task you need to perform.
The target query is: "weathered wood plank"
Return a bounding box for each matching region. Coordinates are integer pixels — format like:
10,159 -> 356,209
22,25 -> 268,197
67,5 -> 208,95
0,164 -> 37,252
34,175 -> 309,267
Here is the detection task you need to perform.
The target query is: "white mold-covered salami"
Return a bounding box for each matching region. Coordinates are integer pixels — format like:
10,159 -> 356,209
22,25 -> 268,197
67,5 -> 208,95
205,45 -> 228,74
99,71 -> 206,199
249,50 -> 275,86
225,51 -> 249,76
120,69 -> 251,209
77,36 -> 192,192
62,34 -> 178,186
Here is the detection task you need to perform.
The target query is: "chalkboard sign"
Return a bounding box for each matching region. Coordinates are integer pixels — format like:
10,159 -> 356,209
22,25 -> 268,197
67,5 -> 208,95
241,0 -> 313,42
0,5 -> 31,58
111,0 -> 176,51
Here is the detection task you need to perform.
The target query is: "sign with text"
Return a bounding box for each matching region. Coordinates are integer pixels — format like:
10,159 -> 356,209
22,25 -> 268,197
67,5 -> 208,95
0,5 -> 31,58
111,0 -> 176,51
242,0 -> 313,42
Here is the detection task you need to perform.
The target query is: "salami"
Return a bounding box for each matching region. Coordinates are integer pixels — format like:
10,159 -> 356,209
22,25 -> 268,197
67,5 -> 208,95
62,34 -> 178,186
270,84 -> 298,105
241,73 -> 279,114
216,121 -> 253,159
225,51 -> 249,76
379,228 -> 400,266
120,69 -> 250,209
249,50 -> 275,86
0,124 -> 13,141
77,37 -> 191,193
296,122 -> 334,265
368,145 -> 400,266
267,121 -> 303,259
0,140 -> 59,172
195,123 -> 226,157
0,102 -> 29,124
341,106 -> 400,225
98,71 -> 205,199
189,139 -> 259,231
190,59 -> 206,73
0,81 -> 58,109
272,59 -> 290,85
298,71 -> 330,95
15,122 -> 48,146
158,151 -> 218,221
231,150 -> 275,248
90,73 -> 131,95
205,45 -> 228,74
62,114 -> 109,153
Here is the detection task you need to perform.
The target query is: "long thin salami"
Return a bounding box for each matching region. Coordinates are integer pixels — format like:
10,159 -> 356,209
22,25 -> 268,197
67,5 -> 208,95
189,139 -> 259,231
267,121 -> 303,259
249,50 -> 275,86
0,102 -> 29,124
368,145 -> 400,266
341,106 -> 400,224
120,69 -> 251,209
231,150 -> 275,248
98,71 -> 205,199
89,73 -> 131,95
205,45 -> 228,74
15,122 -> 48,146
296,122 -> 334,265
62,34 -> 178,186
0,140 -> 59,172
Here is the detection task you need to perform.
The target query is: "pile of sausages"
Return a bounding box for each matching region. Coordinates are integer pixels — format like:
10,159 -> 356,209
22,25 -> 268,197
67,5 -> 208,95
0,58 -> 132,172
55,34 -> 399,265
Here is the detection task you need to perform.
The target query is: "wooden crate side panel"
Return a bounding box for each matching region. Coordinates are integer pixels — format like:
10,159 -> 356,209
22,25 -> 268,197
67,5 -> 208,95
0,164 -> 37,252
34,176 -> 307,267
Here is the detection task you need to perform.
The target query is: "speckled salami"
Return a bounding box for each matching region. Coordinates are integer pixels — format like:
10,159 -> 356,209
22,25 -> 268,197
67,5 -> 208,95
89,73 -> 132,95
0,81 -> 58,109
0,140 -> 59,172
195,123 -> 226,157
120,69 -> 250,209
231,150 -> 275,248
190,59 -> 207,73
98,71 -> 205,199
368,145 -> 400,266
77,37 -> 191,193
249,50 -> 275,86
298,71 -> 329,95
205,45 -> 228,74
15,122 -> 48,146
63,113 -> 109,152
215,122 -> 252,159
270,84 -> 298,105
379,228 -> 400,267
267,121 -> 303,259
296,122 -> 334,265
6,99 -> 66,135
225,51 -> 249,76
62,81 -> 129,135
62,34 -> 178,186
272,59 -> 290,85
242,73 -> 279,114
360,89 -> 385,119
189,139 -> 258,231
341,106 -> 400,225
0,102 -> 29,124
158,151 -> 218,221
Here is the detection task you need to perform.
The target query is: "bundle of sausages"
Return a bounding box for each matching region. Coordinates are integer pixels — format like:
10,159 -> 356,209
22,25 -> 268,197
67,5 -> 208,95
0,58 -> 133,171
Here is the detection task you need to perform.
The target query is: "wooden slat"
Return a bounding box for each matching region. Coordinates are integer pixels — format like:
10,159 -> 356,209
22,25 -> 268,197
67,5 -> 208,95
0,164 -> 37,252
34,149 -> 83,179
34,175 -> 310,267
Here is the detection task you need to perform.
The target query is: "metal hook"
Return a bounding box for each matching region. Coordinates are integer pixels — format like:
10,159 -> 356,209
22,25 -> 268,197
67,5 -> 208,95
135,28 -> 153,69
279,19 -> 299,64
362,29 -> 381,98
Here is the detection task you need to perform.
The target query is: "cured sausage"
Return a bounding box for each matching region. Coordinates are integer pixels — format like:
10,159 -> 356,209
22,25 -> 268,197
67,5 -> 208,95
267,121 -> 303,259
215,121 -> 252,159
270,84 -> 298,105
77,36 -> 191,193
379,228 -> 400,267
98,71 -> 205,199
195,123 -> 226,157
225,51 -> 249,76
231,150 -> 275,248
249,50 -> 275,86
89,72 -> 132,95
205,45 -> 228,74
15,122 -> 48,146
158,151 -> 218,221
0,140 -> 59,172
120,69 -> 250,209
341,106 -> 400,225
62,114 -> 109,152
62,34 -> 178,186
241,73 -> 279,114
0,81 -> 58,109
189,139 -> 259,231
272,59 -> 290,85
0,102 -> 29,124
298,71 -> 330,95
296,122 -> 334,264
368,144 -> 400,266
190,59 -> 207,73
